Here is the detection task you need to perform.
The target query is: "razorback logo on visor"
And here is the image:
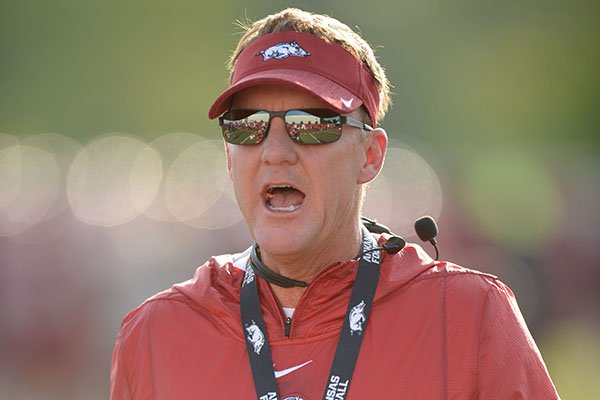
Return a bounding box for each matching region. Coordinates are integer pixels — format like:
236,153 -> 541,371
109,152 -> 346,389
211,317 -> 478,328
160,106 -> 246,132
257,41 -> 310,61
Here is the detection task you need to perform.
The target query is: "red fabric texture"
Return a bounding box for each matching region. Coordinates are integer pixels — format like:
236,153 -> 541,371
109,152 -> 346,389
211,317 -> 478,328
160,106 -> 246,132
111,241 -> 559,399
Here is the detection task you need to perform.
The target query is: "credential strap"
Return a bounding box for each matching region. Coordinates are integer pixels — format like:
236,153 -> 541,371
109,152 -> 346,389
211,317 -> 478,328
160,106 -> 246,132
240,265 -> 280,400
322,230 -> 380,400
240,228 -> 381,400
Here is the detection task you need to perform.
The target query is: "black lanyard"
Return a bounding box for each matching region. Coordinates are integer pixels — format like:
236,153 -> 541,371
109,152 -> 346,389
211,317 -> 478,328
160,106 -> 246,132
240,228 -> 382,400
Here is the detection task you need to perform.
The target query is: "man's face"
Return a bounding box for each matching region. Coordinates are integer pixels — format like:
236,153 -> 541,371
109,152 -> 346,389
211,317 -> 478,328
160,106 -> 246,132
225,84 -> 385,263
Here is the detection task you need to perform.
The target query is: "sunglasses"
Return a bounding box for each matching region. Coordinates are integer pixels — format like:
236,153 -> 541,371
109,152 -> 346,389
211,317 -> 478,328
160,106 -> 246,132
219,108 -> 373,145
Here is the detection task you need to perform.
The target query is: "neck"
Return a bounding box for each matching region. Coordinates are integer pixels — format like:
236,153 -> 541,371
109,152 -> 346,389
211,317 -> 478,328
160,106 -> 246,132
271,286 -> 308,308
256,224 -> 363,308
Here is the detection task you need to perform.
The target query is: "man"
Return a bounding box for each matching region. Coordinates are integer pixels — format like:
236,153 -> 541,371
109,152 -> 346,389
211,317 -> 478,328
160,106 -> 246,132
111,8 -> 559,399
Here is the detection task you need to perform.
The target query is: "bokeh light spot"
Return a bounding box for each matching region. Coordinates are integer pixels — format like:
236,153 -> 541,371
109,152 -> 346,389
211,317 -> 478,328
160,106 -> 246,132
0,137 -> 21,212
176,140 -> 243,230
362,143 -> 443,236
129,146 -> 163,215
165,139 -> 228,224
67,135 -> 161,227
22,133 -> 83,221
138,133 -> 206,222
0,144 -> 60,236
460,148 -> 563,252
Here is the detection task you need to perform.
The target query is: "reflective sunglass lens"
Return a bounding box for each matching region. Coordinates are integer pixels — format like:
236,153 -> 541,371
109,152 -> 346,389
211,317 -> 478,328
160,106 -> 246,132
221,110 -> 269,144
284,110 -> 342,144
220,109 -> 344,145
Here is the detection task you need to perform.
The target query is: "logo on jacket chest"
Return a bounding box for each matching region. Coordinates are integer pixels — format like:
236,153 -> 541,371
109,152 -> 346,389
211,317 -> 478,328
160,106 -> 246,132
245,320 -> 265,354
349,300 -> 367,335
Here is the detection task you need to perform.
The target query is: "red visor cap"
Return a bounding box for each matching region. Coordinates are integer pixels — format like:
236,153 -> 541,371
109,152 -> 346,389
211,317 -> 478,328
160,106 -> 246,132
208,31 -> 380,127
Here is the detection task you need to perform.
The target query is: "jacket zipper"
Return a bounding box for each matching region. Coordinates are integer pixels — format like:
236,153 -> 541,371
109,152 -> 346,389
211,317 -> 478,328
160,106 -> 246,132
262,259 -> 359,339
284,316 -> 292,338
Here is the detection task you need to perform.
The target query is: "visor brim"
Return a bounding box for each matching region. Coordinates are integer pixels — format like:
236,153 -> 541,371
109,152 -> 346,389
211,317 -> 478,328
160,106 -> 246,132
208,68 -> 364,119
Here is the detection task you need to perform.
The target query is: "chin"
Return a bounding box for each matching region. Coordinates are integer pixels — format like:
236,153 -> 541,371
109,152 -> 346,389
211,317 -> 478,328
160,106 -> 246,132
252,223 -> 315,257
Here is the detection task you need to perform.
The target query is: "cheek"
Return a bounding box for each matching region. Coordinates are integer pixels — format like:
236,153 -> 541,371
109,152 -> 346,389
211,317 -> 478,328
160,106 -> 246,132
327,145 -> 366,184
227,148 -> 251,181
314,153 -> 362,198
225,155 -> 248,200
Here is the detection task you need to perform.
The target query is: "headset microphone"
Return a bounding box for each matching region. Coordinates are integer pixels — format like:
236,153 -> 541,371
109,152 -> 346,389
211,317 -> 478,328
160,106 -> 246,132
360,217 -> 406,256
414,215 -> 440,260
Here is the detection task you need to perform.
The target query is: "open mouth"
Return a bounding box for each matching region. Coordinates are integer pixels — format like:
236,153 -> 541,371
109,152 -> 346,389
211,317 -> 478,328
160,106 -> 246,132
264,185 -> 305,212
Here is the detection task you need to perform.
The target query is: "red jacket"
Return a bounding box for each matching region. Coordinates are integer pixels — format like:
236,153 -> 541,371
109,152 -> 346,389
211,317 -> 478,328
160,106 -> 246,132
111,242 -> 559,399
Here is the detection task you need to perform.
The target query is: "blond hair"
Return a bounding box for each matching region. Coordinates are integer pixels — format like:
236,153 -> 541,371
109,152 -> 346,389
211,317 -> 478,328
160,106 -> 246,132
227,8 -> 392,123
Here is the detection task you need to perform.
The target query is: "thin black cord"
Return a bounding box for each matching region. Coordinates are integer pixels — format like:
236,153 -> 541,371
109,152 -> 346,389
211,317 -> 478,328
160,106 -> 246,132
433,243 -> 439,261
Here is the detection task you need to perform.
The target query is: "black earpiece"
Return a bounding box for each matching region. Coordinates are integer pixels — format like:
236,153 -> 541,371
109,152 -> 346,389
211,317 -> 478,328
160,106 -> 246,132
360,217 -> 406,255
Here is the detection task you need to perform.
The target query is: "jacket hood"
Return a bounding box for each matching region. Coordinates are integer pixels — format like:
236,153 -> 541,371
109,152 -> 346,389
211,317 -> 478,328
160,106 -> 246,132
173,237 -> 436,340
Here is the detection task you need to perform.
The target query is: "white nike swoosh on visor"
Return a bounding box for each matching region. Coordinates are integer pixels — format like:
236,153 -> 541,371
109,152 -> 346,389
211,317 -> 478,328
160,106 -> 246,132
274,360 -> 313,378
340,97 -> 354,108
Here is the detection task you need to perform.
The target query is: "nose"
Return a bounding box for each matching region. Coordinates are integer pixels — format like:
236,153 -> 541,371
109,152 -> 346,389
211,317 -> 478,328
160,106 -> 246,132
260,116 -> 299,165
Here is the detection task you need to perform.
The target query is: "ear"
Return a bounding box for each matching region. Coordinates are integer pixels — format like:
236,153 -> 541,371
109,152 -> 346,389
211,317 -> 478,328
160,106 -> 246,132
357,128 -> 388,184
224,141 -> 233,179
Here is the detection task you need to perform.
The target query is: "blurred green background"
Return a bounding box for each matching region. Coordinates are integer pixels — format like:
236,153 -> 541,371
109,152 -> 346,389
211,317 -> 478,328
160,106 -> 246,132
1,0 -> 599,398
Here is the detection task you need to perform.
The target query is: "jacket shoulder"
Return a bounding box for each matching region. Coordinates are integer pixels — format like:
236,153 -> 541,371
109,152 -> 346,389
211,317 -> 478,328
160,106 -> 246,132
117,250 -> 248,343
414,261 -> 498,282
407,260 -> 515,309
413,261 -> 499,289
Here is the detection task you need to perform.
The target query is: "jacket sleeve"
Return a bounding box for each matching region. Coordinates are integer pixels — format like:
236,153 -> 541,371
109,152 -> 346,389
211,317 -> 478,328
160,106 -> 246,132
110,328 -> 133,400
477,280 -> 560,399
